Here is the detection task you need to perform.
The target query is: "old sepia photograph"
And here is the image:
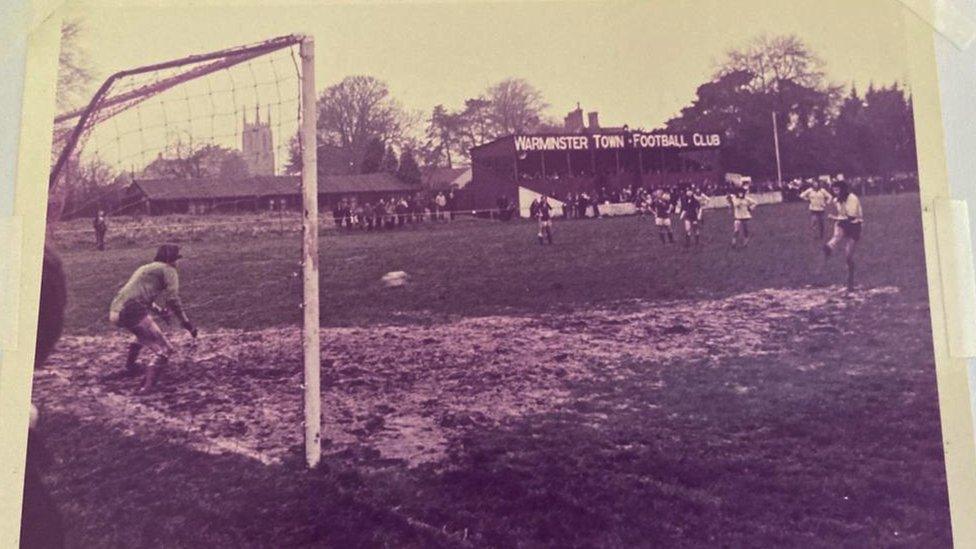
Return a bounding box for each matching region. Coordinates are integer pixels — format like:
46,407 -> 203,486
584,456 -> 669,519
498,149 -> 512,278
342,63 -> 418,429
21,0 -> 953,546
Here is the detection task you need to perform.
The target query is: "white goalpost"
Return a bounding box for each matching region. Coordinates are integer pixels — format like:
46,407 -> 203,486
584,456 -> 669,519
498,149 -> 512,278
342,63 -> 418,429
49,34 -> 323,468
298,37 -> 321,469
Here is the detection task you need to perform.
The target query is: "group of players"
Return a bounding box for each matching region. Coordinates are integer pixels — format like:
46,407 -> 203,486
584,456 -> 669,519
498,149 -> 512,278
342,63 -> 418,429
531,177 -> 864,291
80,177 -> 862,397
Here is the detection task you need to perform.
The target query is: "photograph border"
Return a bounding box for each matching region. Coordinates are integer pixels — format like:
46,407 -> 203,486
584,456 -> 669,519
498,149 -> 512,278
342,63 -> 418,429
1,0 -> 974,545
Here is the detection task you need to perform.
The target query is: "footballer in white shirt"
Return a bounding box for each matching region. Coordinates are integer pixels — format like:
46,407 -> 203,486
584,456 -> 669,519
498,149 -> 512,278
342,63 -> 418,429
822,180 -> 864,291
799,181 -> 833,239
727,188 -> 758,249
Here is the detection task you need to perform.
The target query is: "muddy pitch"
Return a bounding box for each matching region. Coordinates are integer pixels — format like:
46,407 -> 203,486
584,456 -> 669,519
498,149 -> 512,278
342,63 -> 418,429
32,286 -> 898,468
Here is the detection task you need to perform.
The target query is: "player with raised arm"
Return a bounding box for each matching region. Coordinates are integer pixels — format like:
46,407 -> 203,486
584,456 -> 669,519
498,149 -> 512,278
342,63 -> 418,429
108,244 -> 198,393
727,187 -> 758,249
822,180 -> 864,291
799,180 -> 833,239
536,195 -> 554,245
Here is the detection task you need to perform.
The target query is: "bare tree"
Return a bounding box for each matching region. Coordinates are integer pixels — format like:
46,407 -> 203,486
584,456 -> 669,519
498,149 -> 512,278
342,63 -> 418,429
486,78 -> 548,136
141,142 -> 248,180
717,34 -> 829,95
57,19 -> 96,113
715,34 -> 842,133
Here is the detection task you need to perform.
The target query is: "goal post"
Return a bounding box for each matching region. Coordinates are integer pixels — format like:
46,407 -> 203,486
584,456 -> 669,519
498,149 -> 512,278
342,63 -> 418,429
48,34 -> 323,468
299,36 -> 321,469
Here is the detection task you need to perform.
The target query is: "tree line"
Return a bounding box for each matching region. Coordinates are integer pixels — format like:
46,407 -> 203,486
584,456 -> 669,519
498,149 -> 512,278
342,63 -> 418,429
667,35 -> 916,180
297,34 -> 916,182
53,23 -> 918,219
285,75 -> 553,177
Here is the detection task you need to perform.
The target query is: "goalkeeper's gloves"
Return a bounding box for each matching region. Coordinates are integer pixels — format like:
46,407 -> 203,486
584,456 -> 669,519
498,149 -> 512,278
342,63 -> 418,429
181,319 -> 198,339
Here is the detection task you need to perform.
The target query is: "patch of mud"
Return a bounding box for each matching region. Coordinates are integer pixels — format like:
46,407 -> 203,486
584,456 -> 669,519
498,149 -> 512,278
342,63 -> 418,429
33,286 -> 899,468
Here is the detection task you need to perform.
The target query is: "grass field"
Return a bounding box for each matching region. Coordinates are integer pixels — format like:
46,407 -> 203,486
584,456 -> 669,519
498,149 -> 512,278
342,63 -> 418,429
32,193 -> 952,547
55,194 -> 928,333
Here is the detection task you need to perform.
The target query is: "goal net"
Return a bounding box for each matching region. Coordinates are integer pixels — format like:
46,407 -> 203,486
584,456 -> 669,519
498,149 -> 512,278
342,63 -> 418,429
49,34 -> 322,467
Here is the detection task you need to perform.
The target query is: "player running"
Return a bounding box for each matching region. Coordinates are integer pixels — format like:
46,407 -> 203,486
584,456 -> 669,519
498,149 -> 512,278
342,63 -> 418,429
651,190 -> 675,244
676,188 -> 703,247
727,187 -> 758,249
799,180 -> 833,239
108,244 -> 198,393
822,180 -> 864,291
536,195 -> 554,245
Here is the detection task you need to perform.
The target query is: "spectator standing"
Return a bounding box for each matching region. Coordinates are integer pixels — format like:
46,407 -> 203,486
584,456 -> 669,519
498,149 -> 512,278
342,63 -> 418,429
93,210 -> 108,251
396,197 -> 408,227
363,202 -> 375,231
354,202 -> 365,230
435,192 -> 448,221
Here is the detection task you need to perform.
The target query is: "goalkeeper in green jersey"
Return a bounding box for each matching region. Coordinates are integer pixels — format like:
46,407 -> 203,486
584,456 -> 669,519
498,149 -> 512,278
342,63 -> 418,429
108,244 -> 197,393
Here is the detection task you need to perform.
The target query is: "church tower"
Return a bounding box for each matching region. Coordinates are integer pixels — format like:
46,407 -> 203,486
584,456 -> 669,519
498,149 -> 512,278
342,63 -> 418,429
242,104 -> 275,176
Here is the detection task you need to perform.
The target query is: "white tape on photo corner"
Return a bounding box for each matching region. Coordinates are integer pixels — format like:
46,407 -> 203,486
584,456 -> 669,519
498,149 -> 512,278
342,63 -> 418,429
932,199 -> 976,358
0,217 -> 22,351
898,0 -> 976,49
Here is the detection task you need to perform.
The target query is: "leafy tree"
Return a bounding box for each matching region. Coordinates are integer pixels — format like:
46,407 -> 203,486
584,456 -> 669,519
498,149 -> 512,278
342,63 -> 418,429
459,97 -> 496,150
425,104 -> 466,168
862,83 -> 916,174
360,137 -> 386,173
834,86 -> 871,175
381,145 -> 399,173
396,147 -> 422,185
669,35 -> 846,179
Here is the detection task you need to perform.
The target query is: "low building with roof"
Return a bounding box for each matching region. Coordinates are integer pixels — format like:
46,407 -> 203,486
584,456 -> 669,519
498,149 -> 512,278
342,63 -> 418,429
124,172 -> 422,215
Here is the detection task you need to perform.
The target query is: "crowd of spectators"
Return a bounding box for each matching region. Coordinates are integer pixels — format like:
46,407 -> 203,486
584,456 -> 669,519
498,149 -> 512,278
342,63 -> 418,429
327,172 -> 919,228
331,191 -> 456,231
529,172 -> 919,220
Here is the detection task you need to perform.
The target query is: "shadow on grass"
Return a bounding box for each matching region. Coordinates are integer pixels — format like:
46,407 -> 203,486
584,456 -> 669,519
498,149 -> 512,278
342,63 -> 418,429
396,351 -> 951,548
42,411 -> 452,548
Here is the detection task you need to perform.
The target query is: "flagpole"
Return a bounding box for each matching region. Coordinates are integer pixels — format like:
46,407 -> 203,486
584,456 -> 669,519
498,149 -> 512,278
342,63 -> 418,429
772,111 -> 783,187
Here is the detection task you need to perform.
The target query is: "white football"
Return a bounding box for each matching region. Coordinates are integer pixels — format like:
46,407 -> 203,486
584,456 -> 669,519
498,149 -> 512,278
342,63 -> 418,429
381,271 -> 409,287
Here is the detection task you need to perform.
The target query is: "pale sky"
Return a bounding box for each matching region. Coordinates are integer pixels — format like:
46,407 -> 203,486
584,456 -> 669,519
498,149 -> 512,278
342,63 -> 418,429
68,0 -> 911,131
